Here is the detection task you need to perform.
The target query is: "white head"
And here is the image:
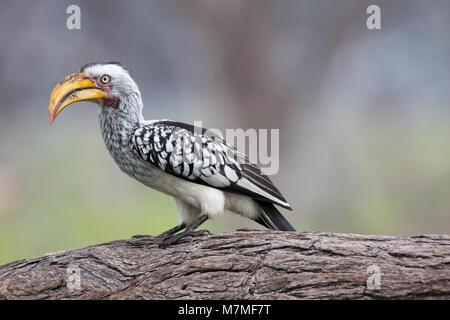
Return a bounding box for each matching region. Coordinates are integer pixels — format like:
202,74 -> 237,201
48,62 -> 144,124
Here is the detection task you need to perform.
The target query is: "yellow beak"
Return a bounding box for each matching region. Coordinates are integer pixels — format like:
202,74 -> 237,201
48,72 -> 107,124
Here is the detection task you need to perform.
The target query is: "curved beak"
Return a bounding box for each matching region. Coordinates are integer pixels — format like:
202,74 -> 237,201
48,72 -> 107,124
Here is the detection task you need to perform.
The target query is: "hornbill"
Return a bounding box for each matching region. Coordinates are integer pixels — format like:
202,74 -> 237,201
48,62 -> 295,247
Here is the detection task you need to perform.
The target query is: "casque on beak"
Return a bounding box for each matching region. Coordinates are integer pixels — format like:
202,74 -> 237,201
48,72 -> 107,124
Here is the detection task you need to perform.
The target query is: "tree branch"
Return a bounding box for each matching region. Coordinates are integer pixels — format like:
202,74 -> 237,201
0,230 -> 449,299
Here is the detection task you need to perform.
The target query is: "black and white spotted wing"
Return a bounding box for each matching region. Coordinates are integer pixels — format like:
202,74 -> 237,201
129,120 -> 291,209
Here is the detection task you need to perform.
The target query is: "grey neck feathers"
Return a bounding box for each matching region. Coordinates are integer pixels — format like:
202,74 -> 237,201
98,93 -> 145,147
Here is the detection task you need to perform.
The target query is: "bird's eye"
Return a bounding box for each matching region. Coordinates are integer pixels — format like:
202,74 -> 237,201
100,75 -> 111,84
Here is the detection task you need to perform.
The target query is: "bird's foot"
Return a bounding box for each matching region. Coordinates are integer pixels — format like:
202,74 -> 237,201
159,229 -> 211,248
191,229 -> 211,236
131,222 -> 187,240
158,214 -> 209,248
159,234 -> 183,248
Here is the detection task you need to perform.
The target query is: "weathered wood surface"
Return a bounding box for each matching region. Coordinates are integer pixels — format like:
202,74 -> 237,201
0,230 -> 449,299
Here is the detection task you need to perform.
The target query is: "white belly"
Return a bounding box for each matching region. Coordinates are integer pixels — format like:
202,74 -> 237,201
133,163 -> 262,225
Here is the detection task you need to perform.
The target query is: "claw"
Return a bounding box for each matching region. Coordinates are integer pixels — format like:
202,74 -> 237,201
159,235 -> 179,248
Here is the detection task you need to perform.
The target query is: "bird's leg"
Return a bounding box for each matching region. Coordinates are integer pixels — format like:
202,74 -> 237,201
159,214 -> 209,248
156,222 -> 186,238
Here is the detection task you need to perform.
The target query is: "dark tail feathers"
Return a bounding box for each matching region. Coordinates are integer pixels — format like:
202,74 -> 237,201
255,200 -> 296,231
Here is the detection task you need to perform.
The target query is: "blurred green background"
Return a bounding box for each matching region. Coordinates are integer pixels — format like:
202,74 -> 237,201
1,0 -> 449,265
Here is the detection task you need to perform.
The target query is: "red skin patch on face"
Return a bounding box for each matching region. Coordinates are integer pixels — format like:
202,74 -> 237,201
95,77 -> 119,108
103,96 -> 120,108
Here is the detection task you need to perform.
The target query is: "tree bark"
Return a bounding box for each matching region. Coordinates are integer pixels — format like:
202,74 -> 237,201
0,230 -> 448,300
